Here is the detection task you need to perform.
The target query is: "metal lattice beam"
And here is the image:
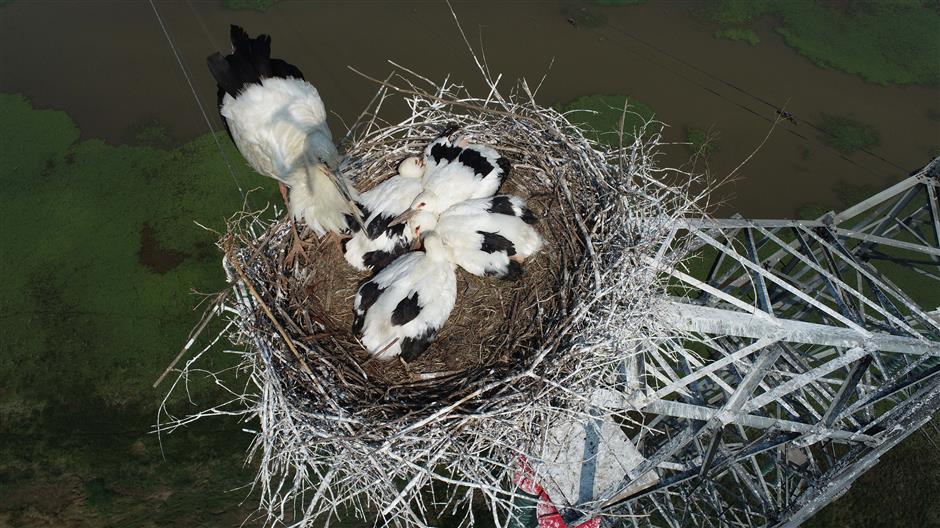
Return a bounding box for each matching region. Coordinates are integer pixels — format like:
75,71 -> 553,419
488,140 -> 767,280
563,157 -> 940,527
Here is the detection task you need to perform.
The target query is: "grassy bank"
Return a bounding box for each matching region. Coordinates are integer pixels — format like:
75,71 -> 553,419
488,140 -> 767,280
700,0 -> 940,87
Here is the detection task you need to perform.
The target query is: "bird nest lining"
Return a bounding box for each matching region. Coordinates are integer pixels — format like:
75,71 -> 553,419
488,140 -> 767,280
224,143 -> 574,388
162,68 -> 704,527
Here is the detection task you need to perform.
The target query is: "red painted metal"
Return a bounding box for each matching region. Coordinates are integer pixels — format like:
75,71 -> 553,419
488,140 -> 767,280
514,456 -> 602,528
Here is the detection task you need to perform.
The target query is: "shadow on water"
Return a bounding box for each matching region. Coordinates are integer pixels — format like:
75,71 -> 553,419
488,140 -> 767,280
138,223 -> 186,274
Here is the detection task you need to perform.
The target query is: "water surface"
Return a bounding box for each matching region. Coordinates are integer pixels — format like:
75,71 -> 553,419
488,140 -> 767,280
2,1 -> 937,217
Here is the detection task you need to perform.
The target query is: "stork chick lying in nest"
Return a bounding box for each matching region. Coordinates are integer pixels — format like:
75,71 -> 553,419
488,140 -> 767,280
342,129 -> 512,272
350,133 -> 545,363
353,232 -> 457,362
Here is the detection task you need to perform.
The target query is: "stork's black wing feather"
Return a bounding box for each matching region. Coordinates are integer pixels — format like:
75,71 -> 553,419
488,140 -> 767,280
400,328 -> 436,362
366,214 -> 391,240
362,249 -> 397,271
458,149 -> 495,177
391,292 -> 421,326
520,207 -> 538,225
496,157 -> 512,177
487,196 -> 515,216
429,142 -> 463,165
478,231 -> 516,256
487,195 -> 538,224
352,280 -> 384,334
271,58 -> 305,81
249,33 -> 273,78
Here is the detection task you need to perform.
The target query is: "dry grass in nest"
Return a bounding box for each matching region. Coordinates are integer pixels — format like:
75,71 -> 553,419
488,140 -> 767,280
258,161 -> 573,386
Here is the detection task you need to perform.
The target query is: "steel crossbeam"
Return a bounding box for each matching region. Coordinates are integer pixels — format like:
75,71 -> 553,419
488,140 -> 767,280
577,157 -> 940,527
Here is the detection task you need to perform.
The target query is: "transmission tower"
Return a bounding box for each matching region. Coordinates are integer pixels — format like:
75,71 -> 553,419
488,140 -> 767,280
547,157 -> 940,528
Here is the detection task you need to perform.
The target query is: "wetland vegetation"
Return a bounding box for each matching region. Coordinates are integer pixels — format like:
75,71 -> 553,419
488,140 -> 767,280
556,94 -> 656,145
818,113 -> 881,154
700,0 -> 940,87
0,93 -> 277,527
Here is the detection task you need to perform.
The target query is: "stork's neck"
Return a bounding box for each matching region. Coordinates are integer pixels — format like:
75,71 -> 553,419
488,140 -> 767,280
422,233 -> 451,262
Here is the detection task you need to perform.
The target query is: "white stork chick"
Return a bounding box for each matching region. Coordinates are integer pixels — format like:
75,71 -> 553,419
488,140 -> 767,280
352,232 -> 457,361
342,157 -> 426,271
392,142 -> 511,225
207,25 -> 360,237
408,195 -> 543,280
422,127 -> 466,174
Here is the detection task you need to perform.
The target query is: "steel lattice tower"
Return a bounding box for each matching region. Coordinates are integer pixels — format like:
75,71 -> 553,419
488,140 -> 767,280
557,157 -> 940,527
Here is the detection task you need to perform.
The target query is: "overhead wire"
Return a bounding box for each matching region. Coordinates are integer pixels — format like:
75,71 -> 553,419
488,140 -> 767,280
600,20 -> 909,173
147,0 -> 245,198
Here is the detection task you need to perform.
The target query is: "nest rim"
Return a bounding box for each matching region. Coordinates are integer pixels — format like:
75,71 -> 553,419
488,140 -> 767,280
168,68 -> 704,528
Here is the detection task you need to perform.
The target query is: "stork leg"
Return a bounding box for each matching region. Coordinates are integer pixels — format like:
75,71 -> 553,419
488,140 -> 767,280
398,356 -> 418,381
285,221 -> 310,267
280,183 -> 310,267
318,232 -> 348,255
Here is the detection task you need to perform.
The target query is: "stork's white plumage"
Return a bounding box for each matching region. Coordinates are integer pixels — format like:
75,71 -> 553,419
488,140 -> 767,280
425,142 -> 509,209
352,232 -> 457,361
409,195 -> 543,280
207,25 -> 360,237
395,141 -> 510,223
342,157 -> 426,271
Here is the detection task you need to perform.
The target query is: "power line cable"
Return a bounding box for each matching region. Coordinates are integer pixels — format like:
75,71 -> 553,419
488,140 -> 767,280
147,0 -> 245,198
590,23 -> 881,177
601,20 -> 908,173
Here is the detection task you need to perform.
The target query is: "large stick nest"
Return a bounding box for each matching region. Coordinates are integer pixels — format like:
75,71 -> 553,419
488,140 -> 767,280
162,65 -> 706,527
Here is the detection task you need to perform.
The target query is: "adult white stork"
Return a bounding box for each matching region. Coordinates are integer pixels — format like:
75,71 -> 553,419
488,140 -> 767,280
408,195 -> 543,280
352,232 -> 457,361
207,25 -> 360,237
342,157 -> 426,271
392,141 -> 511,224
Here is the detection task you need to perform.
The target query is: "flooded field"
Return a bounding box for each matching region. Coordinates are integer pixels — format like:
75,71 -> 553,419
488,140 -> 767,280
1,1 -> 937,217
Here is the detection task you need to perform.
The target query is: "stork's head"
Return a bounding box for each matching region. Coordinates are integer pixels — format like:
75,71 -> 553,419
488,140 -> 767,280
409,190 -> 442,213
407,210 -> 439,243
397,156 -> 426,179
389,190 -> 441,227
306,130 -> 340,171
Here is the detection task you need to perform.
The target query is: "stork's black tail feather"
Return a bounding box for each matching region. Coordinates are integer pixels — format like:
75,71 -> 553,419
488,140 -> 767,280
208,25 -> 301,98
207,25 -> 306,140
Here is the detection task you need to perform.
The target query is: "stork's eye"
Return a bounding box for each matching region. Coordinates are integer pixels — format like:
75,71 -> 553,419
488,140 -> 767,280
418,202 -> 426,208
